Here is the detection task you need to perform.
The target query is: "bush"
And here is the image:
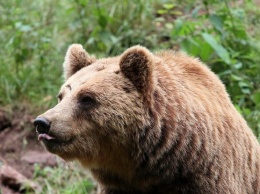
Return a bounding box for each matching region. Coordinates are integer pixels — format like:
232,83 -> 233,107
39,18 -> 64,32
156,0 -> 260,139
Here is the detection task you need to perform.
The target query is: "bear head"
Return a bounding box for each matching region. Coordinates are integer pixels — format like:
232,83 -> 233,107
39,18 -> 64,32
34,44 -> 157,168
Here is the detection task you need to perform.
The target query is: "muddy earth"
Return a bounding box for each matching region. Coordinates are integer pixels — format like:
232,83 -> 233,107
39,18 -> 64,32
0,109 -> 57,193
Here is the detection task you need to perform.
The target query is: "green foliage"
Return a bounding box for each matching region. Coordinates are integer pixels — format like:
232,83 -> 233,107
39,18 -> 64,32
0,0 -> 65,108
158,0 -> 260,138
0,0 -> 163,109
31,162 -> 93,194
68,0 -> 161,56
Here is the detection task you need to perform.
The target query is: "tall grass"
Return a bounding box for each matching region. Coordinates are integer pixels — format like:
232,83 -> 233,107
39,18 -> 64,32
0,0 -> 65,108
31,161 -> 93,194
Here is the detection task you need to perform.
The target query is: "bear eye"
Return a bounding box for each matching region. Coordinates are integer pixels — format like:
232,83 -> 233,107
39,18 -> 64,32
57,93 -> 63,102
79,94 -> 96,108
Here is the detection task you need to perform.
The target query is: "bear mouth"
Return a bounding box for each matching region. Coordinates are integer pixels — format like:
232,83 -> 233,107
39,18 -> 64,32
37,132 -> 61,144
38,133 -> 56,141
37,131 -> 73,147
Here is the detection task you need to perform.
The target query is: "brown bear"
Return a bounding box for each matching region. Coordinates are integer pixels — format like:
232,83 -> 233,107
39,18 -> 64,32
34,44 -> 260,194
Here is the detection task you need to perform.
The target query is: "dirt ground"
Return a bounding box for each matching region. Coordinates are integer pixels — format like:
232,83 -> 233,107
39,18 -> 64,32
0,109 -> 57,193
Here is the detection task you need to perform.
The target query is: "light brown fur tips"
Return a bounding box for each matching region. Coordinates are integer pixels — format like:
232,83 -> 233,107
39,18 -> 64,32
63,44 -> 96,80
35,44 -> 260,194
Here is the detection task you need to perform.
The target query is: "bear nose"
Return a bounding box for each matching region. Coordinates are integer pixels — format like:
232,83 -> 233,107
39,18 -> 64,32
34,117 -> 50,134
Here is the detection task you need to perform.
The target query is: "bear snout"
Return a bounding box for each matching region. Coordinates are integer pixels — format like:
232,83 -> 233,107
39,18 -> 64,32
34,117 -> 50,134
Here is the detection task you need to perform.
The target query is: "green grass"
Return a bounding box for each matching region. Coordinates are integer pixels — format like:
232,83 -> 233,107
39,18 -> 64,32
0,0 -> 260,193
30,161 -> 94,194
0,0 -> 65,108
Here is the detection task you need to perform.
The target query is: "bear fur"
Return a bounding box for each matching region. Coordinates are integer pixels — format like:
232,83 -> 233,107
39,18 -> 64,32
35,44 -> 260,194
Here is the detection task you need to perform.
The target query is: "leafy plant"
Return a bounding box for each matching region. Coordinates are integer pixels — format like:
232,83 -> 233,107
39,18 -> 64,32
158,0 -> 260,138
67,0 -> 161,56
31,162 -> 93,194
0,0 -> 65,108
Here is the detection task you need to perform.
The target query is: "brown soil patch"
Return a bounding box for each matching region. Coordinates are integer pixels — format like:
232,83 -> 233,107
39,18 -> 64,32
0,108 -> 57,193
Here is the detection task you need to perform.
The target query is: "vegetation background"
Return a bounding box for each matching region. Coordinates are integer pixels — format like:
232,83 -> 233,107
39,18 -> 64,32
0,0 -> 259,193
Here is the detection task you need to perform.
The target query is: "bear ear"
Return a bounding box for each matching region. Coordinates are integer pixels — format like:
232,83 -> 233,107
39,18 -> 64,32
119,45 -> 154,94
63,44 -> 95,80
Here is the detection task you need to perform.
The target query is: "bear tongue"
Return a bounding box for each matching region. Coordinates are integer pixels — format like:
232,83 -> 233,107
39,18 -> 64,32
38,133 -> 55,141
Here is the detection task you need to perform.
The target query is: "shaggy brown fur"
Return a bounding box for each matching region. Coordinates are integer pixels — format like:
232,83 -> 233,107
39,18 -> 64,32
35,44 -> 260,194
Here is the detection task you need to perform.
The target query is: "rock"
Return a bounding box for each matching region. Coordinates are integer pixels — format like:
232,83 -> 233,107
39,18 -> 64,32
21,150 -> 58,167
0,165 -> 41,193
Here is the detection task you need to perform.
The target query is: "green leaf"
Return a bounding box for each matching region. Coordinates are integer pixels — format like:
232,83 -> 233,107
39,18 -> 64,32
235,104 -> 242,114
238,81 -> 249,88
170,11 -> 182,15
192,6 -> 201,18
174,18 -> 183,33
157,9 -> 167,14
163,3 -> 175,10
242,108 -> 251,115
209,14 -> 223,32
241,88 -> 250,94
252,92 -> 260,104
231,74 -> 243,81
201,33 -> 231,64
234,62 -> 242,69
98,15 -> 107,29
79,0 -> 88,6
19,25 -> 32,32
180,38 -> 199,54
